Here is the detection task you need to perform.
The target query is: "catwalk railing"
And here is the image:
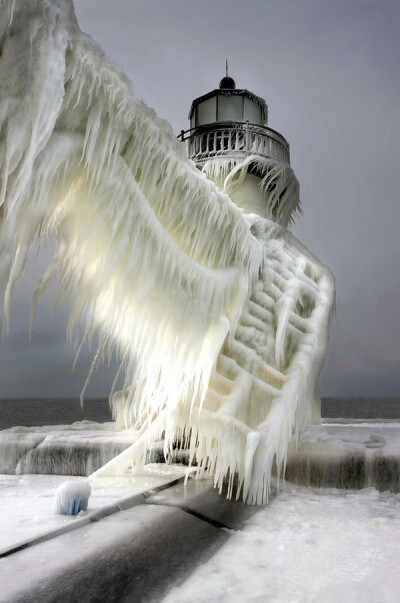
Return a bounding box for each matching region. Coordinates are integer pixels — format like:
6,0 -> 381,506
179,121 -> 290,165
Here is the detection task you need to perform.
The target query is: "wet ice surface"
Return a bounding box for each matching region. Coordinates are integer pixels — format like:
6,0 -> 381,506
0,464 -> 187,553
164,483 -> 400,603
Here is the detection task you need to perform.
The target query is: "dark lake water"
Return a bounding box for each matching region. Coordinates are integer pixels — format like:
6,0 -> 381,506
1,397 -> 400,429
0,398 -> 112,429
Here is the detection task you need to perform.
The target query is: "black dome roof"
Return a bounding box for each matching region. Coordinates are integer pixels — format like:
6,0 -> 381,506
219,76 -> 236,90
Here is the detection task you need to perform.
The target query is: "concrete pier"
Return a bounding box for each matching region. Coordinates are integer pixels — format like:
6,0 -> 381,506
1,420 -> 400,492
285,420 -> 400,492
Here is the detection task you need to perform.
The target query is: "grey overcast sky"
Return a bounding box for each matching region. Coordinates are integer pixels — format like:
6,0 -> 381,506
0,0 -> 399,397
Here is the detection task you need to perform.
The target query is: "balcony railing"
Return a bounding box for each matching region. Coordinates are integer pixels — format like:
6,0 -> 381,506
179,122 -> 290,165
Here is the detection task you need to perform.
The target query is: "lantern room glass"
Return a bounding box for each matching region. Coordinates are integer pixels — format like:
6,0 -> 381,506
217,95 -> 243,122
244,98 -> 262,125
197,96 -> 217,127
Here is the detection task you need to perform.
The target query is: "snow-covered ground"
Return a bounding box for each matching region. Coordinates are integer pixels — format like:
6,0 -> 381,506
164,482 -> 400,603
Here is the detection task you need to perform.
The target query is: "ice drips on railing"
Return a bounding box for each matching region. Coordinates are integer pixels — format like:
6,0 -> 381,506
182,122 -> 291,166
0,0 -> 334,504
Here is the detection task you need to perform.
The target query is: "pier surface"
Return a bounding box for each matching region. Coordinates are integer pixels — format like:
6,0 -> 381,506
1,415 -> 400,601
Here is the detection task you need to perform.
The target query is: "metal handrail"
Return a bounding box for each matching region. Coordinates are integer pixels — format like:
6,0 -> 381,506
179,121 -> 290,165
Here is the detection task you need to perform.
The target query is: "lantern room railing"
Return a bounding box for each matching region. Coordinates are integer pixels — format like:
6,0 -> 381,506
179,121 -> 290,165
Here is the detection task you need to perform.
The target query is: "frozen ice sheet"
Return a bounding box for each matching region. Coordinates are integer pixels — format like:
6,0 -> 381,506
164,482 -> 400,603
0,503 -> 226,603
0,464 -> 188,553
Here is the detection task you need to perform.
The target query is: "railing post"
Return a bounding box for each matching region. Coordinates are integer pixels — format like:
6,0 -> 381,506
245,120 -> 250,151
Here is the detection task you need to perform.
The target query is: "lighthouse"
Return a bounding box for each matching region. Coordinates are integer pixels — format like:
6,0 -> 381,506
180,69 -> 300,225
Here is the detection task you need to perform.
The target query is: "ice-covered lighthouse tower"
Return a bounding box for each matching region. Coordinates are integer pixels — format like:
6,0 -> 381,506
180,68 -> 299,225
171,69 -> 334,503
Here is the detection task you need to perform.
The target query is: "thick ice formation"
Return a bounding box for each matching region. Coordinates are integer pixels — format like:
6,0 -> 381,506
202,156 -> 300,227
0,0 -> 334,503
0,422 -> 135,475
54,479 -> 91,515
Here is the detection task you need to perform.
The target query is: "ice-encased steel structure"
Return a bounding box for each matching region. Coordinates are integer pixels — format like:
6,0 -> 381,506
0,0 -> 334,504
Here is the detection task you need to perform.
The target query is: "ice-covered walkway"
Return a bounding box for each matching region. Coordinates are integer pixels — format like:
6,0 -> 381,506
0,467 -> 186,556
164,483 -> 400,603
2,471 -> 400,602
0,473 -> 234,602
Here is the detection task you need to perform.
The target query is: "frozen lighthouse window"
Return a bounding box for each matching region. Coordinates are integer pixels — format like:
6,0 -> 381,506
0,0 -> 334,504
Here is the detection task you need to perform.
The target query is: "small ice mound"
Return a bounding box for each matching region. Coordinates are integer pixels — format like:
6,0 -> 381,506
364,434 -> 386,449
54,481 -> 91,516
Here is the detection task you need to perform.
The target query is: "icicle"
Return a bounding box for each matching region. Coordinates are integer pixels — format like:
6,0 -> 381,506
0,1 -> 334,505
202,155 -> 301,227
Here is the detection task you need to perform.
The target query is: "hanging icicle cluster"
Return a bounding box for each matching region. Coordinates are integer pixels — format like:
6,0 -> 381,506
0,0 -> 334,504
202,155 -> 300,227
0,0 -> 262,417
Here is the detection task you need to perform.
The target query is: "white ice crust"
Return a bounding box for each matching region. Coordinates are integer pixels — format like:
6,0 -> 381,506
54,479 -> 91,515
0,1 -> 334,503
164,484 -> 400,603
